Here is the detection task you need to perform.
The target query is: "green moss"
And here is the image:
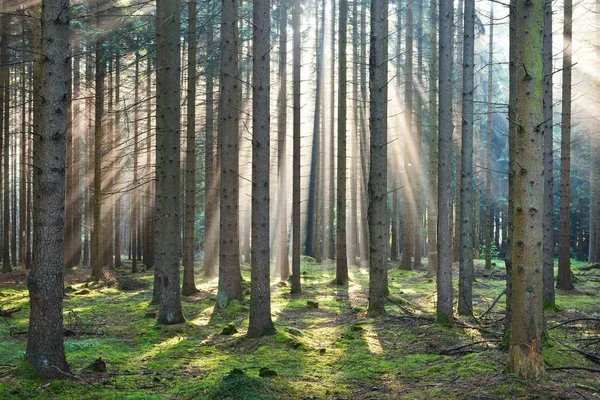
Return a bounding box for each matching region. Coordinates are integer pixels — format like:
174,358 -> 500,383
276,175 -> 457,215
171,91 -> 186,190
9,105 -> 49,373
435,311 -> 452,327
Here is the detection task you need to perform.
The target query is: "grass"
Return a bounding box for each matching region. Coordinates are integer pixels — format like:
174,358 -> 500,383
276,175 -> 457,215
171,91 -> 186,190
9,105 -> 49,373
0,258 -> 598,399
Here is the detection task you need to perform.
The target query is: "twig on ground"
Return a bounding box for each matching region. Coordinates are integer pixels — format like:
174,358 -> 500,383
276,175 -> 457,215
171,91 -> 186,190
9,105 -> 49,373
546,366 -> 600,373
548,318 -> 600,331
480,288 -> 506,318
440,339 -> 500,355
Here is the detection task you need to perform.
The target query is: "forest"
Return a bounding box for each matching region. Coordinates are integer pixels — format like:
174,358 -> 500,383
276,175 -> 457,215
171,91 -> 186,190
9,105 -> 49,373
1,0 -> 600,398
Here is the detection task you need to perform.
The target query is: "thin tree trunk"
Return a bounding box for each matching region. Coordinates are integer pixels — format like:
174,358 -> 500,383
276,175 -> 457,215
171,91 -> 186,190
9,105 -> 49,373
542,0 -> 555,307
458,0 -> 474,317
290,0 -> 302,294
436,0 -> 454,325
114,54 -> 121,268
557,0 -> 574,291
327,0 -> 336,260
427,0 -> 438,277
132,53 -> 139,274
335,0 -> 348,285
182,0 -> 199,297
484,4 -> 494,271
348,0 -> 358,266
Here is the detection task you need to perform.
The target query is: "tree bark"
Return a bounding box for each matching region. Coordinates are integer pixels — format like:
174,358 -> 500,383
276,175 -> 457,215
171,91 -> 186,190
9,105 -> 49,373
290,0 -> 301,294
542,0 -> 555,307
436,0 -> 454,325
26,0 -> 70,378
557,0 -> 574,291
367,0 -> 388,315
506,0 -> 545,379
155,0 -> 185,324
458,0 -> 474,317
427,0 -> 438,278
247,0 -> 276,337
335,0 -> 348,285
484,3 -> 494,271
182,0 -> 199,297
217,0 -> 244,306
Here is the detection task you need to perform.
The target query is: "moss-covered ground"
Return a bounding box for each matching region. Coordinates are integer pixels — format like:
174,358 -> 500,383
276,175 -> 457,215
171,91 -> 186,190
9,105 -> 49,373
0,258 -> 599,399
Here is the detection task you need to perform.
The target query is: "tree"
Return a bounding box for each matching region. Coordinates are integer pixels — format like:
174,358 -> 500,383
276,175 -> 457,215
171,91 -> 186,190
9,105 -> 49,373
484,3 -> 494,271
506,0 -> 544,379
247,0 -> 276,337
542,0 -> 555,308
557,0 -> 574,291
26,0 -> 70,378
218,0 -> 244,307
1,5 -> 11,274
182,0 -> 199,297
401,0 -> 414,271
290,0 -> 301,294
154,0 -> 185,324
204,1 -> 218,278
427,0 -> 438,278
436,0 -> 454,325
277,0 -> 290,279
92,0 -> 105,282
335,0 -> 348,285
458,0 -> 474,317
367,0 -> 388,315
132,53 -> 140,274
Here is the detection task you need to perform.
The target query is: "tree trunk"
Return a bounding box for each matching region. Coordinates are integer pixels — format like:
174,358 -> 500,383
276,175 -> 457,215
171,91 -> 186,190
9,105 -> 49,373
367,0 -> 388,315
247,0 -> 276,337
557,0 -> 574,291
203,3 -> 217,277
436,0 -> 454,325
427,0 -> 438,277
154,0 -> 185,324
335,0 -> 348,285
182,0 -> 199,296
290,0 -> 301,294
348,0 -> 358,266
113,54 -> 121,268
506,0 -> 545,378
26,0 -> 70,378
458,0 -> 474,317
542,0 -> 555,307
132,53 -> 139,274
327,0 -> 336,260
401,0 -> 414,271
91,7 -> 104,282
1,9 -> 11,273
277,0 -> 291,278
217,0 -> 244,307
484,4 -> 494,271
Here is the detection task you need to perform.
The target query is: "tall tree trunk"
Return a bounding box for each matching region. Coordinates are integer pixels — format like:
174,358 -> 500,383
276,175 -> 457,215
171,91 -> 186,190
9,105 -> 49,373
182,0 -> 199,296
83,49 -> 92,267
335,0 -> 348,285
26,0 -> 70,378
358,0 -> 369,265
367,0 -> 388,315
203,3 -> 217,277
19,24 -> 27,273
1,11 -> 10,273
401,0 -> 414,271
72,48 -> 81,267
484,4 -> 494,271
427,0 -> 438,277
247,0 -> 276,337
155,0 -> 185,324
436,0 -> 454,325
413,0 -> 424,269
348,0 -> 358,266
217,0 -> 244,306
557,0 -> 574,291
91,8 -> 104,282
132,53 -> 139,274
290,0 -> 301,294
327,0 -> 336,260
458,0 -> 474,317
453,0 -> 464,264
506,0 -> 544,378
278,0 -> 291,278
542,0 -> 555,307
113,54 -> 121,268
144,54 -> 155,272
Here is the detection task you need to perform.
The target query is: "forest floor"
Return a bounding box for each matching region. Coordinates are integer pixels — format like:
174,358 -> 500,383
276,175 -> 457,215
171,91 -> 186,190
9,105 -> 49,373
0,258 -> 599,399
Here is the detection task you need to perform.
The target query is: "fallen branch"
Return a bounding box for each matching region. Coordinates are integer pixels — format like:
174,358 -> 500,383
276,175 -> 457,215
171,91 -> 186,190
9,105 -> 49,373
440,339 -> 499,356
546,366 -> 600,373
480,288 -> 506,318
454,320 -> 501,338
548,318 -> 600,330
0,306 -> 22,318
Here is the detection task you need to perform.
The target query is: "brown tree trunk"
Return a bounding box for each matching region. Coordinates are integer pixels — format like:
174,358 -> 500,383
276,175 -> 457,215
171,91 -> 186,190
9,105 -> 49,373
26,0 -> 70,378
290,0 -> 301,294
